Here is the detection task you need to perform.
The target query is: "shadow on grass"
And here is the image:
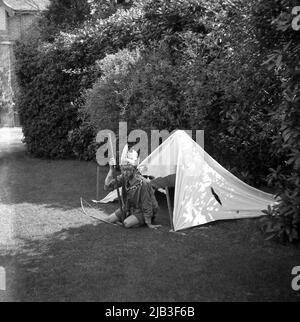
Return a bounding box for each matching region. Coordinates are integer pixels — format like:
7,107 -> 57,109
0,214 -> 299,302
1,147 -> 107,211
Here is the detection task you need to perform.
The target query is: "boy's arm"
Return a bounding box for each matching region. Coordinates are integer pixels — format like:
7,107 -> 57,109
104,167 -> 115,191
104,157 -> 122,191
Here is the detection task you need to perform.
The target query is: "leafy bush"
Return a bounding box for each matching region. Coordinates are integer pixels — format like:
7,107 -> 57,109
15,33 -> 82,158
257,0 -> 300,243
85,48 -> 142,133
82,0 -> 227,134
39,0 -> 92,42
84,2 -> 281,186
67,111 -> 97,160
15,2 -> 140,158
15,0 -> 211,159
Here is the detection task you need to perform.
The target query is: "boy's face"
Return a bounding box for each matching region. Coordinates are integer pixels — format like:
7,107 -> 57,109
121,164 -> 136,180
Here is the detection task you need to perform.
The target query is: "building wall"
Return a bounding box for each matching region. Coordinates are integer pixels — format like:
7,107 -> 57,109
8,13 -> 36,41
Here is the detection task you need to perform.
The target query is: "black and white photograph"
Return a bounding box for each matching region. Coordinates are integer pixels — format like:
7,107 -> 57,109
0,0 -> 299,306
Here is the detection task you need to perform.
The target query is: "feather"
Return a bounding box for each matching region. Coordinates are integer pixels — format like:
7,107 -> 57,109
120,144 -> 129,165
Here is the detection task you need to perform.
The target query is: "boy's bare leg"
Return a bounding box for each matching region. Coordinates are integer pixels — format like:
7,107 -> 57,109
103,212 -> 122,224
98,210 -> 140,228
96,210 -> 121,224
123,215 -> 140,228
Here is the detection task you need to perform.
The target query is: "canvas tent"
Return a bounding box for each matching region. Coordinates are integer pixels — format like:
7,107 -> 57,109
100,130 -> 276,231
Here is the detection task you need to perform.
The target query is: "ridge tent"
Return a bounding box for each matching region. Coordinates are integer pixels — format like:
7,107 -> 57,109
100,130 -> 276,231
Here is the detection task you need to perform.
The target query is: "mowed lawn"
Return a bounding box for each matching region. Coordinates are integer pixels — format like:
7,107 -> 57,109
0,128 -> 299,302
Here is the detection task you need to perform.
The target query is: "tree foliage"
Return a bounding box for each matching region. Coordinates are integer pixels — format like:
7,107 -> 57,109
256,0 -> 300,242
39,0 -> 92,42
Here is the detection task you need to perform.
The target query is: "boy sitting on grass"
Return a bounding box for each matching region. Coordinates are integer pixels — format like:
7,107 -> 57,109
103,149 -> 161,229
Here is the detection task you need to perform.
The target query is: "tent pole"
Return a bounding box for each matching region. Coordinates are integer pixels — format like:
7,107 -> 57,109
165,186 -> 174,231
96,165 -> 100,200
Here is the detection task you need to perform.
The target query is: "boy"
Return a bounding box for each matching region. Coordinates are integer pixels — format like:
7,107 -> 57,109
103,149 -> 160,229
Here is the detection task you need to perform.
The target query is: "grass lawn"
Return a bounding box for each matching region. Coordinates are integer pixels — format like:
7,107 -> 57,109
0,128 -> 300,302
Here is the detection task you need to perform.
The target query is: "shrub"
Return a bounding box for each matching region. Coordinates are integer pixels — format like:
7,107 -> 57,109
15,34 -> 82,158
39,0 -> 92,42
84,20 -> 281,186
85,48 -> 142,134
15,4 -> 145,159
67,111 -> 97,160
257,0 -> 300,243
15,0 -> 221,159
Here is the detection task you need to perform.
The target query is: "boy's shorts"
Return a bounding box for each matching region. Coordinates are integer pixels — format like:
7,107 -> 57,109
115,208 -> 146,226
